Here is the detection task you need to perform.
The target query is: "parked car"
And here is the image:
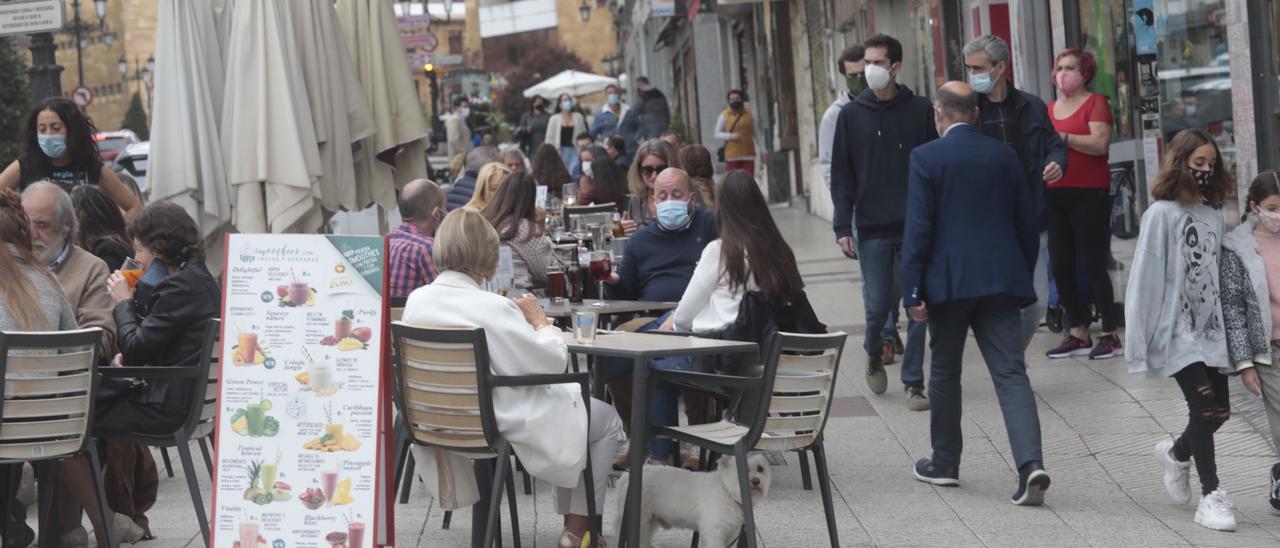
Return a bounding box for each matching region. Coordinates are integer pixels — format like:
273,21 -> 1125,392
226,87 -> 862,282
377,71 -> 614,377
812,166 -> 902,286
113,141 -> 149,199
94,130 -> 140,164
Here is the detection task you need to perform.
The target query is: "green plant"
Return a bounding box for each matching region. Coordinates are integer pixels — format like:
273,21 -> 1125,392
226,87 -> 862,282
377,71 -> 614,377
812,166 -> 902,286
0,37 -> 30,162
668,111 -> 690,144
120,92 -> 149,140
495,45 -> 589,126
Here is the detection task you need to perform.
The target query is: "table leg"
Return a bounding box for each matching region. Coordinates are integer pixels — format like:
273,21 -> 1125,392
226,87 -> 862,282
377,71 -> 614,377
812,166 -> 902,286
590,355 -> 606,400
622,356 -> 648,548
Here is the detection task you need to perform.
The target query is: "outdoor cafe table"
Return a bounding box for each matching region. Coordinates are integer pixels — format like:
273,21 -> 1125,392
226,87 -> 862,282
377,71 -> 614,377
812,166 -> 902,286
559,331 -> 758,548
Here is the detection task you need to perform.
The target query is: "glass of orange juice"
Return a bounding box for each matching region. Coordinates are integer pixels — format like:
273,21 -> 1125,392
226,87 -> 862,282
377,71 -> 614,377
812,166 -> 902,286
120,257 -> 144,288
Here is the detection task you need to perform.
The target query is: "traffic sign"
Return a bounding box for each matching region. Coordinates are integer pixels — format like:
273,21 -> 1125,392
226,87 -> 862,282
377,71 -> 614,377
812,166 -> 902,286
0,0 -> 65,37
71,85 -> 93,107
434,53 -> 464,67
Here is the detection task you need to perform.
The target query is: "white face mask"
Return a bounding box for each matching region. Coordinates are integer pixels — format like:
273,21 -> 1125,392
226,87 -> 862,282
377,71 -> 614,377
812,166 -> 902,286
865,63 -> 893,91
582,161 -> 593,177
1256,207 -> 1280,234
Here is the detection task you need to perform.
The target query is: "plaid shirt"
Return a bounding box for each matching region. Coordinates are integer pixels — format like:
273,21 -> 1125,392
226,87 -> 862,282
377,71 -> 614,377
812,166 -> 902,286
388,222 -> 438,298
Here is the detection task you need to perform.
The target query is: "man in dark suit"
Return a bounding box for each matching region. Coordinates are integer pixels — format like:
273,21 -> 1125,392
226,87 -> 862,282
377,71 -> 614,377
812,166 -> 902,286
901,82 -> 1050,506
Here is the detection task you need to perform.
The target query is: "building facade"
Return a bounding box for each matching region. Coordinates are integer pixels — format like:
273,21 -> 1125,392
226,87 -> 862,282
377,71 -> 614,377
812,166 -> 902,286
476,0 -> 619,75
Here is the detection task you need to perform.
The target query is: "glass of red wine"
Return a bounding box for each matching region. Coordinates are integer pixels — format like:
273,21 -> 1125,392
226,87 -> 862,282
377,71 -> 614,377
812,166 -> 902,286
588,250 -> 612,307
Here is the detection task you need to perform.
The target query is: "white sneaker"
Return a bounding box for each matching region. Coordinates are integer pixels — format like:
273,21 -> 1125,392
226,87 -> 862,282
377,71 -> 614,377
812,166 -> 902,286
1194,488 -> 1237,531
1154,439 -> 1191,504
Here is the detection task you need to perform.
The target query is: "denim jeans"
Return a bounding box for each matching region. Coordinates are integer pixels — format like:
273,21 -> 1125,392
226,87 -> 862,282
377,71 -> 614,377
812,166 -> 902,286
603,311 -> 692,460
857,236 -> 926,386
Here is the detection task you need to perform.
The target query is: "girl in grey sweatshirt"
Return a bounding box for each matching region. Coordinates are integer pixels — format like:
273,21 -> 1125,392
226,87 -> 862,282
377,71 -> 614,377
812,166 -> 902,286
1219,171 -> 1280,512
1123,129 -> 1237,531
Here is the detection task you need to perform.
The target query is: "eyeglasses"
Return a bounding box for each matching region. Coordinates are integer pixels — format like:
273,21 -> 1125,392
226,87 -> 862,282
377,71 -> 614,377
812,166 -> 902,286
640,164 -> 668,177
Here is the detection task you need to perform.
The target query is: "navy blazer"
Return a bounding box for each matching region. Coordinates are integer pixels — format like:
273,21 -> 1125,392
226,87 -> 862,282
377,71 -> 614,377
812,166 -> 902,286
901,123 -> 1038,309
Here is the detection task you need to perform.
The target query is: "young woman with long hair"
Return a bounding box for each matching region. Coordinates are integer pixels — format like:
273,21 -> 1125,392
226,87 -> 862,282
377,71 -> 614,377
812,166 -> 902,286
464,162 -> 514,211
481,172 -> 554,291
544,93 -> 588,173
0,97 -> 142,220
1125,128 -> 1238,531
583,148 -> 629,211
678,144 -> 716,209
70,184 -> 134,271
530,143 -> 572,193
0,188 -> 74,332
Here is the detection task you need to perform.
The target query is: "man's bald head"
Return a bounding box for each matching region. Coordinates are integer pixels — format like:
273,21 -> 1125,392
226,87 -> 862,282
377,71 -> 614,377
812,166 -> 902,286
651,167 -> 696,210
934,81 -> 978,126
399,179 -> 445,234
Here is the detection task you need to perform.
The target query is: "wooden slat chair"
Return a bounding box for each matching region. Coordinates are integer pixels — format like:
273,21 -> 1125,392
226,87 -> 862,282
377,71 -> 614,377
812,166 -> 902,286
98,319 -> 221,547
0,328 -> 115,548
390,322 -> 601,548
643,331 -> 847,548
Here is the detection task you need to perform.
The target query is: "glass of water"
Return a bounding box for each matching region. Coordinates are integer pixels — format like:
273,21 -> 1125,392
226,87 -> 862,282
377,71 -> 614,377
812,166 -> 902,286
573,310 -> 598,344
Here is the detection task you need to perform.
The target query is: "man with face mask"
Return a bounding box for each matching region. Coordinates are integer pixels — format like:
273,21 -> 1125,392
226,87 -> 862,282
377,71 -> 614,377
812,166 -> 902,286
901,81 -> 1048,505
603,167 -> 717,462
962,35 -> 1068,352
830,34 -> 938,409
591,84 -> 631,142
820,45 -> 866,191
388,179 -> 447,297
445,96 -> 472,159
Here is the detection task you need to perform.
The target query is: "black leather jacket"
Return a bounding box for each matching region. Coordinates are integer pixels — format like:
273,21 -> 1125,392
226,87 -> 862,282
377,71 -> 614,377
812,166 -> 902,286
112,259 -> 221,411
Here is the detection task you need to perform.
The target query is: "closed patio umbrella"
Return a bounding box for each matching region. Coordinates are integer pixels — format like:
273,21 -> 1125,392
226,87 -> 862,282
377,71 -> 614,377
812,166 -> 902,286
294,0 -> 375,214
523,69 -> 619,98
337,0 -> 430,211
221,0 -> 324,234
147,0 -> 230,240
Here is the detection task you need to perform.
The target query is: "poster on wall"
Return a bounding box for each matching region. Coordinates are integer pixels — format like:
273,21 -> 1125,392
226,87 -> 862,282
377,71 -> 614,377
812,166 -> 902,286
212,234 -> 389,548
1132,0 -> 1157,57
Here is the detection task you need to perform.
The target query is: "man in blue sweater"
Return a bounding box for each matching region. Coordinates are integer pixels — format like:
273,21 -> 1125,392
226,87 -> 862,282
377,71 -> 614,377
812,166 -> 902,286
604,167 -> 716,463
830,34 -> 938,409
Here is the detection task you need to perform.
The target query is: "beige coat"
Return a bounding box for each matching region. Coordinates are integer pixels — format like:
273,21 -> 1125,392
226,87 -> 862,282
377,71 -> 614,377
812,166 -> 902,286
53,245 -> 116,357
543,111 -> 587,149
445,112 -> 472,159
402,270 -> 587,488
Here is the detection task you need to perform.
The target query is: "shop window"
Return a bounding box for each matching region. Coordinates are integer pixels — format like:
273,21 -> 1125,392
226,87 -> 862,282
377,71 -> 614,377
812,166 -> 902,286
1154,0 -> 1234,172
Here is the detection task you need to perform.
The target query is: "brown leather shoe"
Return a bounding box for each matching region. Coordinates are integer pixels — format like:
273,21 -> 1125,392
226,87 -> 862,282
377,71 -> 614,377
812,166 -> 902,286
882,340 -> 896,365
893,331 -> 905,355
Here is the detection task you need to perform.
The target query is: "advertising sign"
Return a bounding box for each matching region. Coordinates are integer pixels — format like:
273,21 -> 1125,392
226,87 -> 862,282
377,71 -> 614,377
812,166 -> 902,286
0,0 -> 64,37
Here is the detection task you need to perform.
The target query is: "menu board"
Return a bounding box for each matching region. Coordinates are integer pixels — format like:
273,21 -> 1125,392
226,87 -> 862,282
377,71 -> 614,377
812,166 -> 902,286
212,235 -> 387,548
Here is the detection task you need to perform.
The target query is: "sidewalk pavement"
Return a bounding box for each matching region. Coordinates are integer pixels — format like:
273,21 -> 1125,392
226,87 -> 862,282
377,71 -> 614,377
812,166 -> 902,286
63,206 -> 1280,547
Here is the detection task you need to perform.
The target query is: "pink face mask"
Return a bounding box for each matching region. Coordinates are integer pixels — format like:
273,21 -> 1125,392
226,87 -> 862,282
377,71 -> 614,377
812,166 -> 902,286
1256,208 -> 1280,234
1055,71 -> 1084,94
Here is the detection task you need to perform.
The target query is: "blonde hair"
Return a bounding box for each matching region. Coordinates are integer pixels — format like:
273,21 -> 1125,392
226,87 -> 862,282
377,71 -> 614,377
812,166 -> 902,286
432,208 -> 500,280
465,162 -> 514,211
627,139 -> 681,197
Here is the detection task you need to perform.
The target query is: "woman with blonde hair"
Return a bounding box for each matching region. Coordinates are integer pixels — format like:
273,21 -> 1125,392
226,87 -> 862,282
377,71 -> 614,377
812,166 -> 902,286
465,162 -> 514,211
403,208 -> 622,547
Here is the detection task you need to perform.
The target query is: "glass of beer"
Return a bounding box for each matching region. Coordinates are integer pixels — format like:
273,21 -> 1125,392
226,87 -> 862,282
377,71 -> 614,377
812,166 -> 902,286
547,265 -> 567,304
120,257 -> 144,288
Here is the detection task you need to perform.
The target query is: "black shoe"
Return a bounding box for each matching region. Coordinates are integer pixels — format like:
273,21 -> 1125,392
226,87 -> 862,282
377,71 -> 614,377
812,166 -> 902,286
1012,462 -> 1051,506
913,458 -> 958,486
1045,305 -> 1064,333
1270,462 -> 1280,513
4,499 -> 33,548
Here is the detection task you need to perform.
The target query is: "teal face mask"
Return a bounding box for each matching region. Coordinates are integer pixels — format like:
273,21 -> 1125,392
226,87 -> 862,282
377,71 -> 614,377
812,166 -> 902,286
38,134 -> 67,158
656,199 -> 691,231
969,70 -> 995,94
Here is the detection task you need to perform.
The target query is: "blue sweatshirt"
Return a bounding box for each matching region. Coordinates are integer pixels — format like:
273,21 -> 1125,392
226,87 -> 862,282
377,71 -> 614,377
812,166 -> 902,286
830,85 -> 938,241
609,208 -> 718,302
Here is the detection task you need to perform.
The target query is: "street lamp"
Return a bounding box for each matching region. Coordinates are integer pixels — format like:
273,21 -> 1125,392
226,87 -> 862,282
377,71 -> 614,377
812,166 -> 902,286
579,0 -> 590,23
65,0 -> 115,88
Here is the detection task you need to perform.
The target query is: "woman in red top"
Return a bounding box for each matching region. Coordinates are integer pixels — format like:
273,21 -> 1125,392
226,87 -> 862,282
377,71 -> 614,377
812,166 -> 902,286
1045,48 -> 1121,360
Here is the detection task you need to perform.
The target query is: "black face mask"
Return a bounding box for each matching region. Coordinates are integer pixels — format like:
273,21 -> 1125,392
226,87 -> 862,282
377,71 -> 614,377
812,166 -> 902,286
1191,167 -> 1214,186
730,100 -> 744,111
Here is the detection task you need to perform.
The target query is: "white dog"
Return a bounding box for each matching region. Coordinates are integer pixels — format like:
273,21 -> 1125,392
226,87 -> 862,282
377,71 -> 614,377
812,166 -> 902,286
616,453 -> 772,548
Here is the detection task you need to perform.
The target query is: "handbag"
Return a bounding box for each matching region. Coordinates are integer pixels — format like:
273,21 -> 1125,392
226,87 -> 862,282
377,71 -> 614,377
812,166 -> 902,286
716,112 -> 743,163
703,290 -> 827,375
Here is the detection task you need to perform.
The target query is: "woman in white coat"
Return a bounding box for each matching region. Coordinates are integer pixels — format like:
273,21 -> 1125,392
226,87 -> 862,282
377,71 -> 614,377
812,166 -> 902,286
402,208 -> 621,548
545,93 -> 589,175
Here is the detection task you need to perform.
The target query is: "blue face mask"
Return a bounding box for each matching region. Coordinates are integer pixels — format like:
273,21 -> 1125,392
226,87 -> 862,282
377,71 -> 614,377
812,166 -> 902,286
561,100 -> 573,111
607,93 -> 620,105
656,199 -> 691,231
38,134 -> 67,159
969,70 -> 996,94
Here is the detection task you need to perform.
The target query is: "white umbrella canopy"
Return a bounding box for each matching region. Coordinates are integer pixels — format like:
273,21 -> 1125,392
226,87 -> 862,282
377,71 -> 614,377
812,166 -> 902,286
294,0 -> 376,213
147,0 -> 230,240
522,69 -> 619,98
221,0 -> 324,234
336,0 -> 430,210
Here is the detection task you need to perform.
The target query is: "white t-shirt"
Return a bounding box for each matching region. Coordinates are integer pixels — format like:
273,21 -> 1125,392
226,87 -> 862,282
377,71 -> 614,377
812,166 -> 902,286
672,240 -> 754,333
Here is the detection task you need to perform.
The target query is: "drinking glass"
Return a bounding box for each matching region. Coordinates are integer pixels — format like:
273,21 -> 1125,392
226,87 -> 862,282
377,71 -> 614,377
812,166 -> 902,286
573,310 -> 598,344
563,183 -> 579,207
120,257 -> 144,288
588,250 -> 612,307
547,265 -> 567,304
571,217 -> 591,247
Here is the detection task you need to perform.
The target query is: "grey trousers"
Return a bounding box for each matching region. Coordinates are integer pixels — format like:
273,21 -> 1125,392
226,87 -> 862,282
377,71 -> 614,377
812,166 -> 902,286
1256,361 -> 1280,454
1018,232 -> 1050,351
928,296 -> 1044,470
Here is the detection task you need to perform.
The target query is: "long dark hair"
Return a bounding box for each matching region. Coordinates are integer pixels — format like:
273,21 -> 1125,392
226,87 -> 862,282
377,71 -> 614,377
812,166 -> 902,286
1150,128 -> 1234,208
530,143 -> 571,191
480,172 -> 541,242
20,97 -> 102,174
716,171 -> 803,305
588,147 -> 627,208
70,184 -> 132,256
